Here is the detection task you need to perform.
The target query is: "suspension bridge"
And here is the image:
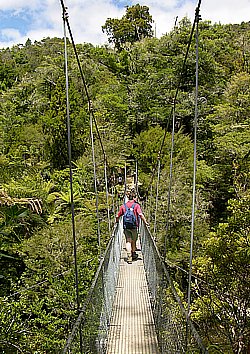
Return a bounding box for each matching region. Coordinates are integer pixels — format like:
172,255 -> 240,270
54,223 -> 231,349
58,0 -> 210,352
62,219 -> 207,353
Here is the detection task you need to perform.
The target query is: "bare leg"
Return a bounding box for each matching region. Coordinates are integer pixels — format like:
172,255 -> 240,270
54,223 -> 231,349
131,240 -> 136,253
126,238 -> 132,263
126,239 -> 132,254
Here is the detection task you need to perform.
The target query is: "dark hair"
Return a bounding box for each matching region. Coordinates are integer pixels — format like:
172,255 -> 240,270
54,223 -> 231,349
128,189 -> 136,200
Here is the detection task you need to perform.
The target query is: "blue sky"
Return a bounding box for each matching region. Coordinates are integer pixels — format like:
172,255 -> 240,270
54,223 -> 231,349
0,0 -> 250,48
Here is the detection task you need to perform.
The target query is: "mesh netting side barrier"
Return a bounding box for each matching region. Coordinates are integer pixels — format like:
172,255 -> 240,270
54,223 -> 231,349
62,220 -> 123,353
140,223 -> 208,354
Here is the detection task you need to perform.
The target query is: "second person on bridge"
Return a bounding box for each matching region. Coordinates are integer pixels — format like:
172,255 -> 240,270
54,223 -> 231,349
116,189 -> 149,264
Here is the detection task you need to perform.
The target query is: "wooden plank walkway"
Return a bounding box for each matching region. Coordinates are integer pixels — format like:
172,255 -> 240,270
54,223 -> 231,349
106,240 -> 159,354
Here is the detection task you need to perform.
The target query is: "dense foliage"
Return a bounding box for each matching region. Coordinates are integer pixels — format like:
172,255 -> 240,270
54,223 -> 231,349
0,9 -> 249,353
102,4 -> 153,50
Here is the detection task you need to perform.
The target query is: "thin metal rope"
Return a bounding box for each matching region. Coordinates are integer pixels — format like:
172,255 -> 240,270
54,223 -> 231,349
146,1 -> 202,215
153,155 -> 161,236
59,0 -> 111,242
164,102 -> 176,258
62,7 -> 83,353
124,162 -> 127,200
187,1 -> 201,317
104,158 -> 111,234
90,109 -> 101,255
135,159 -> 138,196
147,182 -> 153,223
144,11 -> 201,247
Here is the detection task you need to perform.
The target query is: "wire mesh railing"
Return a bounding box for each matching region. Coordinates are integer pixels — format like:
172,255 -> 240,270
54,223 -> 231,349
140,222 -> 208,354
62,220 -> 123,353
63,218 -> 208,353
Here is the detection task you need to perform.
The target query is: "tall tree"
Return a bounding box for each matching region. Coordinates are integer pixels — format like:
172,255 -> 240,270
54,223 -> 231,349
102,4 -> 154,50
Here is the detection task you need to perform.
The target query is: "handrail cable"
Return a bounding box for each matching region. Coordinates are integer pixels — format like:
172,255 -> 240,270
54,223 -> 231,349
141,224 -> 208,353
62,223 -> 120,353
59,1 -> 204,351
62,8 -> 83,353
59,0 -> 112,248
188,1 -> 201,317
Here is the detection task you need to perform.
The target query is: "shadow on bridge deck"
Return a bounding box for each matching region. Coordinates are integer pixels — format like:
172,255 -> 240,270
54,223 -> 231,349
106,240 -> 160,354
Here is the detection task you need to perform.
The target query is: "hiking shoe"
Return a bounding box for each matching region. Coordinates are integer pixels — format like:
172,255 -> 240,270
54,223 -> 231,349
127,253 -> 132,264
132,252 -> 138,260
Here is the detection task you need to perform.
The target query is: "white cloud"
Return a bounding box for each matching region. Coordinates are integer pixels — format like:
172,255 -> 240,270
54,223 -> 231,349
1,0 -> 250,48
201,0 -> 250,24
0,0 -> 41,11
64,0 -> 124,44
0,28 -> 23,48
0,28 -> 21,40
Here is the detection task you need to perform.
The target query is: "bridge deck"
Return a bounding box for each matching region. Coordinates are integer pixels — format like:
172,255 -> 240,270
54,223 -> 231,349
106,240 -> 159,354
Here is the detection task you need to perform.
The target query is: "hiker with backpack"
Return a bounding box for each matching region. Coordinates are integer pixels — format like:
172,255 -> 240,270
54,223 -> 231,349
116,189 -> 149,264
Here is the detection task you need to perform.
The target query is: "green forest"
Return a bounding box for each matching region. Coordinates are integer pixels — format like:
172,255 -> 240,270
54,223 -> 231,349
0,4 -> 250,353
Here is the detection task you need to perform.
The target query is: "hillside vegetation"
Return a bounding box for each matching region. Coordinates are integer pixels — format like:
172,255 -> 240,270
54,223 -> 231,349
0,14 -> 250,353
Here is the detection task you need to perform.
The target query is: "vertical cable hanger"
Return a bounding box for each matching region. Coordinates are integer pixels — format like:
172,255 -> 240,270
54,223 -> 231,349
104,158 -> 111,233
89,101 -> 101,255
135,159 -> 138,196
111,171 -> 116,217
187,0 -> 201,325
146,0 -> 202,231
147,183 -> 153,223
164,101 -> 176,258
59,0 -> 112,250
62,7 -> 83,353
145,129 -> 167,224
153,153 -> 161,236
124,162 -> 127,201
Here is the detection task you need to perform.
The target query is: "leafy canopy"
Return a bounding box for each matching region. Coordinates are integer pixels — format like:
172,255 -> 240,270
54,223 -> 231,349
102,4 -> 154,50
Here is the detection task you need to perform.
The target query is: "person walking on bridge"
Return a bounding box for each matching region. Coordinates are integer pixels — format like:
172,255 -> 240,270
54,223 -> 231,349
116,189 -> 149,264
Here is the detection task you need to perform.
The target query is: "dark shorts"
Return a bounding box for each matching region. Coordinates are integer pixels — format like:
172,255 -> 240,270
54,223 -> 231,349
124,228 -> 138,242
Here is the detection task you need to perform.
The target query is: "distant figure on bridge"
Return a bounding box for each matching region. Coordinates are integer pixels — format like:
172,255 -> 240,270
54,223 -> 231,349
116,189 -> 149,264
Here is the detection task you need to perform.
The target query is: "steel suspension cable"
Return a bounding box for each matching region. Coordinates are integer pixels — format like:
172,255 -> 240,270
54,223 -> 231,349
62,8 -> 83,353
146,0 -> 202,198
124,162 -> 127,199
89,108 -> 101,255
164,102 -> 176,258
59,2 -> 107,161
147,0 -> 203,267
153,154 -> 161,236
59,0 -> 111,242
187,2 -> 201,318
59,0 -> 106,158
147,182 -> 153,223
104,158 -> 111,233
135,159 -> 138,196
111,171 -> 116,216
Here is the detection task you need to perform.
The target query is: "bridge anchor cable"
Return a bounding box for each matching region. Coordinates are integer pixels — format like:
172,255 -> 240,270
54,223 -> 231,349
62,6 -> 83,353
187,0 -> 202,320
